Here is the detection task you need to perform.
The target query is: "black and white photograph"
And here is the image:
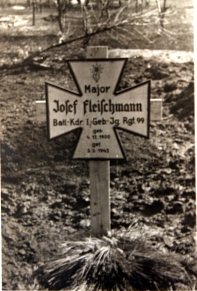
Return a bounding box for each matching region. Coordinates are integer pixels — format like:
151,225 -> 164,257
1,0 -> 196,290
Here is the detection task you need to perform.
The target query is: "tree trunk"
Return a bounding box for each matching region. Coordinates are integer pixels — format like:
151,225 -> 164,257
161,0 -> 167,28
57,0 -> 63,32
155,0 -> 164,28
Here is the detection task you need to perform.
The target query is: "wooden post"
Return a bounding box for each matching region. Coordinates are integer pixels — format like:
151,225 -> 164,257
89,161 -> 110,236
86,46 -> 110,236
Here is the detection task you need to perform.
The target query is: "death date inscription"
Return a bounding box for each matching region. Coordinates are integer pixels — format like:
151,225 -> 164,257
87,129 -> 110,154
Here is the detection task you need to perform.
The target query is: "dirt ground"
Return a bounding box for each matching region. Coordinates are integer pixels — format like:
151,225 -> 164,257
0,3 -> 196,291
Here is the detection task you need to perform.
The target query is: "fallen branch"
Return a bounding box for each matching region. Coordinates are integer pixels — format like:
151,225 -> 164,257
133,27 -> 155,44
0,25 -> 120,72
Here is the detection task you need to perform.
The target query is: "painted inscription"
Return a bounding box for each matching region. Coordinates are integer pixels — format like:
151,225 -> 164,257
52,98 -> 143,115
46,59 -> 150,159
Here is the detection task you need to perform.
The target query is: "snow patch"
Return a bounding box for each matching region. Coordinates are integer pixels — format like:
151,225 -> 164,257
12,5 -> 25,10
109,49 -> 194,63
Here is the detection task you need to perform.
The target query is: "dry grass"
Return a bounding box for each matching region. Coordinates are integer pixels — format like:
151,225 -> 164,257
36,235 -> 193,291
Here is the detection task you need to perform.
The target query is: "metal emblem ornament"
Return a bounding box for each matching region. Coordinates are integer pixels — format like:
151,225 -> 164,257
91,63 -> 103,83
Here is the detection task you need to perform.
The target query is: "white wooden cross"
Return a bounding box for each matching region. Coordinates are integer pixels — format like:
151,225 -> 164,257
35,46 -> 162,236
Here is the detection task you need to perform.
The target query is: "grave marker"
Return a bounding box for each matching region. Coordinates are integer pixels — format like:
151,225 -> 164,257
45,60 -> 150,159
35,46 -> 162,236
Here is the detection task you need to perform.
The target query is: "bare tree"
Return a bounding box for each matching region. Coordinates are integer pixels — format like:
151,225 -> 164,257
136,0 -> 143,13
0,0 -> 174,71
54,0 -> 168,48
99,0 -> 111,19
155,0 -> 167,28
56,0 -> 63,31
161,0 -> 167,27
54,0 -> 69,32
